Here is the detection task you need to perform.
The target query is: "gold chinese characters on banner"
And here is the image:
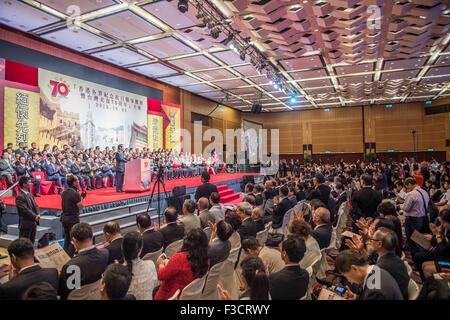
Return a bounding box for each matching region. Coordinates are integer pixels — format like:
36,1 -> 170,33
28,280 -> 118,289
147,114 -> 163,150
162,104 -> 181,151
3,87 -> 40,149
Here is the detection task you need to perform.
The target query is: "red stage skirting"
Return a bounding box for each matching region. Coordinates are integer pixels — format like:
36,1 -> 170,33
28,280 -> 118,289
1,173 -> 250,210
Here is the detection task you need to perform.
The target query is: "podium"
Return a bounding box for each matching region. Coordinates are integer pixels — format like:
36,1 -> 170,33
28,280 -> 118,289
123,159 -> 152,192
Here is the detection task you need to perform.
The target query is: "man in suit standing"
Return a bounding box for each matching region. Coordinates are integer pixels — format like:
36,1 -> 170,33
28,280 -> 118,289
115,144 -> 127,193
15,176 -> 40,243
272,186 -> 293,229
350,174 -> 382,228
263,180 -> 277,200
180,199 -> 201,235
0,238 -> 59,300
335,183 -> 347,213
236,202 -> 257,241
136,213 -> 164,257
194,171 -> 218,201
372,228 -> 410,299
311,173 -> 331,210
0,152 -> 15,187
159,207 -> 185,249
311,207 -> 333,249
268,236 -> 309,300
15,156 -> 41,197
59,223 -> 109,300
61,175 -> 87,257
103,221 -> 124,264
197,197 -> 215,229
45,156 -> 62,194
335,250 -> 403,300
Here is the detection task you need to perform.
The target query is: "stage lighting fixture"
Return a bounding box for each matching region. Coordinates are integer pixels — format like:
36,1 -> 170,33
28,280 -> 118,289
240,50 -> 246,61
210,27 -> 220,39
229,42 -> 235,50
178,0 -> 188,13
273,83 -> 279,90
290,97 -> 296,103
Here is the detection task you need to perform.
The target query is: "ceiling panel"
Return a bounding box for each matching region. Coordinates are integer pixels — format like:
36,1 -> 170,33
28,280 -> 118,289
142,1 -> 200,30
290,68 -> 328,80
425,66 -> 450,77
169,55 -> 219,71
280,56 -> 324,71
192,68 -> 237,81
0,0 -> 60,32
335,63 -> 374,75
339,75 -> 373,85
233,65 -> 260,77
212,50 -> 250,65
86,11 -> 162,41
384,57 -> 427,70
38,0 -> 117,14
41,28 -> 112,51
380,70 -> 420,81
135,37 -> 196,59
158,74 -> 199,86
129,62 -> 178,78
213,78 -> 249,89
181,83 -> 217,92
91,47 -> 150,66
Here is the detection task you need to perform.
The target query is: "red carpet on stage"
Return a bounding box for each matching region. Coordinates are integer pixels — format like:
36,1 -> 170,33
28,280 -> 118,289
1,173 -> 250,210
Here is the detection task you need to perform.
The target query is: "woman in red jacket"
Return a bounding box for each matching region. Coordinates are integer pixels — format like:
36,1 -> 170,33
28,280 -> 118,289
155,228 -> 209,300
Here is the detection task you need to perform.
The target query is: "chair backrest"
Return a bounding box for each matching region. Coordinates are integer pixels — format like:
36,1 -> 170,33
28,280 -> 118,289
67,280 -> 101,300
165,239 -> 184,259
281,208 -> 294,233
179,273 -> 208,300
142,247 -> 164,264
256,228 -> 269,246
168,289 -> 180,300
404,261 -> 413,277
201,261 -> 226,300
407,279 -> 420,300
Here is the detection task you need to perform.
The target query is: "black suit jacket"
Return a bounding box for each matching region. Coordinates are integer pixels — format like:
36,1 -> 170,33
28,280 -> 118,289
316,184 -> 331,208
159,222 -> 185,249
238,217 -> 257,241
106,237 -> 124,264
360,266 -> 404,300
263,188 -> 277,200
140,229 -> 165,258
268,265 -> 309,300
377,251 -> 410,299
312,224 -> 332,249
0,265 -> 59,300
272,197 -> 293,229
59,247 -> 109,300
254,219 -> 265,233
335,193 -> 347,212
351,187 -> 382,219
15,191 -> 40,230
194,182 -> 218,201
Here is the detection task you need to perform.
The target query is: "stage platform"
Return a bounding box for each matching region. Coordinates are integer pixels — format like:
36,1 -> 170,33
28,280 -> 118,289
0,173 -> 261,247
2,172 -> 255,211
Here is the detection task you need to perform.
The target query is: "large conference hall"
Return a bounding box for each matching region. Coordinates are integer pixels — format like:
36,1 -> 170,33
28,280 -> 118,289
0,0 -> 449,306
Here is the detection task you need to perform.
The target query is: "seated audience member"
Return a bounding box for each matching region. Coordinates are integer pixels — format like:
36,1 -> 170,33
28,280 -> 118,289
236,202 -> 257,241
45,156 -> 63,193
435,181 -> 450,210
123,231 -> 157,300
0,238 -> 59,300
209,192 -> 224,221
159,207 -> 185,249
335,250 -> 403,300
224,211 -> 242,249
268,236 -> 309,300
136,213 -> 164,257
23,282 -> 58,300
197,197 -> 215,229
194,171 -> 218,201
208,220 -> 233,267
14,156 -> 41,197
417,274 -> 450,300
413,209 -> 450,280
377,200 -> 403,250
155,229 -> 209,300
263,180 -> 277,200
272,185 -> 293,229
253,185 -> 264,207
100,264 -> 135,300
369,228 -> 410,299
296,183 -> 307,202
0,152 -> 14,187
219,256 -> 270,300
244,194 -> 256,207
288,186 -> 298,206
242,237 -> 285,274
59,223 -> 109,300
103,221 -> 124,264
311,207 -> 333,249
252,207 -> 265,233
288,220 -> 321,269
180,199 -> 201,235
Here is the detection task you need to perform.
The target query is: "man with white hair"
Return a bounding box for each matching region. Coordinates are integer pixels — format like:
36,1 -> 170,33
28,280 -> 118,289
236,202 -> 257,242
311,207 -> 332,249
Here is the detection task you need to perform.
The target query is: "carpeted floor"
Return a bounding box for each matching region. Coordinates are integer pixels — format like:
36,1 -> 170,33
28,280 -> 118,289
1,173 -> 253,210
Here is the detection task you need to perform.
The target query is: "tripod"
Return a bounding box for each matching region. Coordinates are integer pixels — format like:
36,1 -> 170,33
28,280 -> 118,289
147,166 -> 169,227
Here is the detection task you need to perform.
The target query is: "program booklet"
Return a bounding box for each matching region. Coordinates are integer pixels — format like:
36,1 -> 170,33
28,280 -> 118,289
317,288 -> 347,300
34,242 -> 70,271
410,230 -> 432,250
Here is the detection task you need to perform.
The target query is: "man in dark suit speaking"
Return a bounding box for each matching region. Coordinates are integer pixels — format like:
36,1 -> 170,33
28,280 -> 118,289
115,144 -> 127,193
15,176 -> 41,243
194,171 -> 218,201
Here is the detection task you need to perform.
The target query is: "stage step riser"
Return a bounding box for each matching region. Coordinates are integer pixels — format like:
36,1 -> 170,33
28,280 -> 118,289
219,189 -> 234,197
80,204 -> 153,224
7,225 -> 52,240
89,213 -> 140,235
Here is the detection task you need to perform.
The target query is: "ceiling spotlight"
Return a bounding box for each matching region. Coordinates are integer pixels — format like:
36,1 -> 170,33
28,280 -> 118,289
290,97 -> 296,103
210,27 -> 220,39
240,50 -> 246,61
229,42 -> 235,50
178,0 -> 188,13
273,83 -> 279,90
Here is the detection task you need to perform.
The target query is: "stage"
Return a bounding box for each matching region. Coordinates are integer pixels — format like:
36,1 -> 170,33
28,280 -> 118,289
1,172 -> 257,211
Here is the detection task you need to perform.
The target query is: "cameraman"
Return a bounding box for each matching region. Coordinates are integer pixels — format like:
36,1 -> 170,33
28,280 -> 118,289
61,175 -> 87,257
